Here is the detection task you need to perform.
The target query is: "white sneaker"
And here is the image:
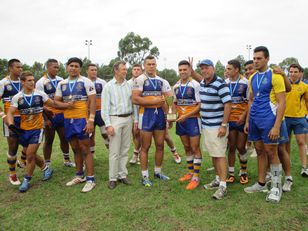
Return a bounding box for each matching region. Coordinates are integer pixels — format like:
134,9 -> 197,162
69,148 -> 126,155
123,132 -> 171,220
250,149 -> 257,158
173,152 -> 181,164
129,154 -> 138,164
204,179 -> 220,190
244,182 -> 268,193
301,168 -> 308,177
81,181 -> 96,192
212,186 -> 227,200
64,161 -> 76,167
9,174 -> 21,186
282,179 -> 293,192
66,176 -> 86,186
266,187 -> 282,203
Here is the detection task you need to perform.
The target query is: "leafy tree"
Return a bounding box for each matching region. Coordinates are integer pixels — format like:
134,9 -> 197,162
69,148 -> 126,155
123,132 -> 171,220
0,58 -> 8,77
158,68 -> 178,86
98,57 -> 120,81
117,32 -> 159,66
58,62 -> 68,78
81,57 -> 92,77
303,68 -> 308,80
30,61 -> 44,80
215,60 -> 225,78
279,57 -> 299,73
234,55 -> 246,73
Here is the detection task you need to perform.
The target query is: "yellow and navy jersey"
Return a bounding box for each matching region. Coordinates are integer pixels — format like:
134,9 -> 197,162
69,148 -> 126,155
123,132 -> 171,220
173,79 -> 200,118
133,74 -> 171,113
11,90 -> 49,130
249,69 -> 285,119
36,75 -> 64,114
55,76 -> 96,119
225,76 -> 249,122
285,79 -> 308,118
91,77 -> 106,111
0,76 -> 21,116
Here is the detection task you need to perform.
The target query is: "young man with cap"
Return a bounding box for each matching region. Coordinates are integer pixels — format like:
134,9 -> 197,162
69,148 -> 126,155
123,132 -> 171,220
36,59 -> 75,168
190,58 -> 232,200
55,57 -> 97,193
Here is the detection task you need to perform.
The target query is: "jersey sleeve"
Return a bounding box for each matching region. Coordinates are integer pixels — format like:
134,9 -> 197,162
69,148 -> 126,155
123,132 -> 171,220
162,79 -> 172,93
194,81 -> 201,103
132,75 -> 144,92
10,94 -> 19,107
272,74 -> 286,93
55,82 -> 63,97
85,78 -> 96,95
39,90 -> 50,103
36,78 -> 45,92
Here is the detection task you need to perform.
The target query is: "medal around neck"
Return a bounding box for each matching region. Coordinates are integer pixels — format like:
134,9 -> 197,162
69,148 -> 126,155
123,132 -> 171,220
165,96 -> 177,121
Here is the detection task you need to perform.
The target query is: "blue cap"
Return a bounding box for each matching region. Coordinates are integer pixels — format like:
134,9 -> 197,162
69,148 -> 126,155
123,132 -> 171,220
199,59 -> 214,67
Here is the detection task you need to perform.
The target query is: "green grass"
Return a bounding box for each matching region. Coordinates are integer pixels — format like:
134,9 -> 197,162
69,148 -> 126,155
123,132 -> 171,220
0,126 -> 308,231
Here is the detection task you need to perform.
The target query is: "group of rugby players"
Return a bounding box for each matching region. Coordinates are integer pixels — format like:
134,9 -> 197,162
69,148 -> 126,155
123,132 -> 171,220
0,45 -> 307,202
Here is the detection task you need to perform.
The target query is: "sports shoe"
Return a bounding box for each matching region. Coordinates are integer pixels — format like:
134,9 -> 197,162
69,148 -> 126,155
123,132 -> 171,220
42,168 -> 53,181
179,173 -> 193,182
265,173 -> 272,183
81,181 -> 96,193
66,176 -> 86,186
186,179 -> 199,190
129,153 -> 139,164
19,179 -> 30,193
154,172 -> 170,180
244,182 -> 268,193
9,174 -> 21,185
240,174 -> 249,185
203,179 -> 220,190
212,186 -> 227,200
173,152 -> 181,164
142,178 -> 153,187
226,175 -> 235,183
301,168 -> 308,177
266,187 -> 282,203
136,156 -> 140,165
17,159 -> 26,169
282,179 -> 293,192
64,161 -> 76,167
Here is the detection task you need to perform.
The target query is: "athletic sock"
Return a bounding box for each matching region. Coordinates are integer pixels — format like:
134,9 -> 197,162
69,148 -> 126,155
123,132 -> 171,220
154,167 -> 161,175
20,151 -> 27,165
240,159 -> 248,175
7,153 -> 17,176
192,158 -> 202,180
86,175 -> 95,182
171,147 -> 176,153
142,170 -> 149,179
45,160 -> 51,166
215,175 -> 220,182
41,164 -> 48,171
219,181 -> 227,188
186,156 -> 194,174
24,174 -> 32,182
63,153 -> 70,162
228,166 -> 235,176
285,175 -> 293,182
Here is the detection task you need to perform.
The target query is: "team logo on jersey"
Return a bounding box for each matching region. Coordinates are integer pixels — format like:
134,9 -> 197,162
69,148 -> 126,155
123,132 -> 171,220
89,86 -> 94,91
96,84 -> 101,92
7,85 -> 12,91
19,98 -> 24,105
76,83 -> 83,91
187,87 -> 193,96
62,84 -> 67,91
262,78 -> 268,85
144,80 -> 150,86
34,96 -> 41,103
46,83 -> 52,90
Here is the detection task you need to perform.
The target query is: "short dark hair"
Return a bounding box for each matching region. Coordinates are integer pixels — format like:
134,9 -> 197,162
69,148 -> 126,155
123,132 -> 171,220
132,63 -> 142,68
87,63 -> 97,69
254,46 -> 270,58
144,55 -> 155,63
289,63 -> 302,71
244,60 -> 253,66
67,57 -> 83,67
46,59 -> 58,67
20,71 -> 33,81
227,59 -> 241,71
8,59 -> 21,68
178,60 -> 190,67
113,61 -> 126,71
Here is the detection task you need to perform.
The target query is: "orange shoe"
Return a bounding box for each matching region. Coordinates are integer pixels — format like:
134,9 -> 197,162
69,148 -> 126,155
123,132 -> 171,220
240,174 -> 249,185
226,175 -> 235,183
186,179 -> 200,190
179,173 -> 193,182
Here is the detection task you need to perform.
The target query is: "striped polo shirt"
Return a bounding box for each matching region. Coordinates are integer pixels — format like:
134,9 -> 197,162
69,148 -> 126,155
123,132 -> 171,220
200,75 -> 231,128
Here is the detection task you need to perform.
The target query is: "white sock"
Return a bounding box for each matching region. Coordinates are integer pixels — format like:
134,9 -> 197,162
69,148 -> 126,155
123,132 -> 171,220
219,181 -> 227,188
142,170 -> 149,179
154,167 -> 161,174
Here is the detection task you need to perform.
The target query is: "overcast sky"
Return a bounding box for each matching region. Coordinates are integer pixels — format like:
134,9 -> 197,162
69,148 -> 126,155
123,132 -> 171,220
1,0 -> 307,71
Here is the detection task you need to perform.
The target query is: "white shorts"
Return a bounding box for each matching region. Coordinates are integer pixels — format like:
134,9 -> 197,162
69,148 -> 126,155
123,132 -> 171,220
202,127 -> 228,158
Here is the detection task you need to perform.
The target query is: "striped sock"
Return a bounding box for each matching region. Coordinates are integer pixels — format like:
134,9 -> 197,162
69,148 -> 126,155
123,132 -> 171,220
240,159 -> 248,175
7,153 -> 17,176
63,153 -> 70,162
187,156 -> 194,174
171,147 -> 176,153
20,151 -> 27,165
228,166 -> 235,176
86,175 -> 95,182
193,158 -> 202,180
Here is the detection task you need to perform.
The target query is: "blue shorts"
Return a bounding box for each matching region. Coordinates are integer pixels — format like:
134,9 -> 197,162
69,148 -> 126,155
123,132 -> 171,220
278,120 -> 289,144
50,113 -> 64,128
285,117 -> 308,135
248,117 -> 278,144
94,110 -> 105,127
19,129 -> 44,147
229,121 -> 245,133
140,108 -> 166,132
3,117 -> 21,137
64,118 -> 89,141
176,117 -> 200,137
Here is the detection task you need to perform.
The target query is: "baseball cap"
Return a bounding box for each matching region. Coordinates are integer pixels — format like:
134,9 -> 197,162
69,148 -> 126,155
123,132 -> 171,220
199,59 -> 214,67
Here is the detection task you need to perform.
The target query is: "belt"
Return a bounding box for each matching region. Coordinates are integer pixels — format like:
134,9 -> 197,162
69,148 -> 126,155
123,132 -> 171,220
111,113 -> 132,117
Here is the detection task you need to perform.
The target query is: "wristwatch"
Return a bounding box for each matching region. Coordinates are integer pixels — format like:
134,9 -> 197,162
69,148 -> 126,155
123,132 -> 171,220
221,123 -> 227,127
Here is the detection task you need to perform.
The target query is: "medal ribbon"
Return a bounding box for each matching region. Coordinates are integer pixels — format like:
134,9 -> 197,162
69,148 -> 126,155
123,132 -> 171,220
47,75 -> 58,89
229,76 -> 240,97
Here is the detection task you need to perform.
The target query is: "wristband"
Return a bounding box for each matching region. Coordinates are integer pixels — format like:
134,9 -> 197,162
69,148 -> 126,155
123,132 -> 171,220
88,118 -> 94,122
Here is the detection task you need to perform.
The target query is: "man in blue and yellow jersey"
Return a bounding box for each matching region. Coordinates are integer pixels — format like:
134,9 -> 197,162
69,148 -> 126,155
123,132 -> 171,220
285,63 -> 308,177
0,59 -> 27,185
36,59 -> 75,168
244,46 -> 286,203
55,57 -> 97,193
173,60 -> 201,190
86,63 -> 109,153
132,55 -> 173,187
6,71 -> 72,192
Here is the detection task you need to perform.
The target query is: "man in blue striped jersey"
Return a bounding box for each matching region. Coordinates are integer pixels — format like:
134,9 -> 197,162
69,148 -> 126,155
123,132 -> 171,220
190,58 -> 231,200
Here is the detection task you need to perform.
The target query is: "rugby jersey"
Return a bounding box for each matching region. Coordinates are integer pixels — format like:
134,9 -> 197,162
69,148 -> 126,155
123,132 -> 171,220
173,78 -> 200,118
36,75 -> 64,114
90,77 -> 106,111
225,76 -> 249,122
55,76 -> 96,119
11,90 -> 49,130
0,76 -> 21,116
249,69 -> 285,119
199,75 -> 231,128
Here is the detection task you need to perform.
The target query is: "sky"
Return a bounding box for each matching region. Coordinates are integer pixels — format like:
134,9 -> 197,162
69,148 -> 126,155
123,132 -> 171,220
0,0 -> 307,71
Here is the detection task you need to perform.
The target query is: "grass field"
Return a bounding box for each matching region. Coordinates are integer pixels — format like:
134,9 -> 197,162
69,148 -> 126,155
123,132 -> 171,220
0,126 -> 308,231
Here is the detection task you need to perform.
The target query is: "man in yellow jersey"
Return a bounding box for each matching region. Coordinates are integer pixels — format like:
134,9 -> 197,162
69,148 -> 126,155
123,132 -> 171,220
284,63 -> 308,177
55,57 -> 97,193
6,71 -> 72,192
36,59 -> 75,167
